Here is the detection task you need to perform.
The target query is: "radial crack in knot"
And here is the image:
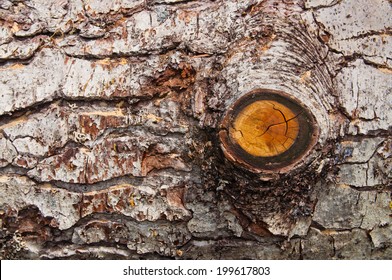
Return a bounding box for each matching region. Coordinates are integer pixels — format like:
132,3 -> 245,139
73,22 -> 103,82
219,89 -> 319,175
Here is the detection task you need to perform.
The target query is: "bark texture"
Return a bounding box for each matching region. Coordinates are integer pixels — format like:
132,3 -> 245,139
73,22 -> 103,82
0,0 -> 391,259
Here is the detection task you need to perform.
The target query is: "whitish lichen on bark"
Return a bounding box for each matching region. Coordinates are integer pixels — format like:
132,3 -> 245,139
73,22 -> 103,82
0,0 -> 391,259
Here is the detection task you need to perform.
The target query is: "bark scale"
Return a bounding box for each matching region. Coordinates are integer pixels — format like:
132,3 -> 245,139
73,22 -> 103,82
0,0 -> 391,259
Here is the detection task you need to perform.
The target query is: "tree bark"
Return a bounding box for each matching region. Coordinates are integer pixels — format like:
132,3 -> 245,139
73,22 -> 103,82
0,0 -> 391,259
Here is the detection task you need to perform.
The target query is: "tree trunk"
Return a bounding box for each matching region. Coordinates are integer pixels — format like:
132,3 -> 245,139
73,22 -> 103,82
0,0 -> 391,259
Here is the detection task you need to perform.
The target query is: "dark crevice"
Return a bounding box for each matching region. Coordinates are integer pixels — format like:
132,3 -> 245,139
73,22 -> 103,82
349,185 -> 392,192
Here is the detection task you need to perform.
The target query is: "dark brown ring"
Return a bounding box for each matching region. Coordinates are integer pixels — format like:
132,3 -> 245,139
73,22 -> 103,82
219,89 -> 319,173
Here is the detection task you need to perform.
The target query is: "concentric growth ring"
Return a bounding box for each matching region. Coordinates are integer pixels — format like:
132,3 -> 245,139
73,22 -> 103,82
219,89 -> 319,174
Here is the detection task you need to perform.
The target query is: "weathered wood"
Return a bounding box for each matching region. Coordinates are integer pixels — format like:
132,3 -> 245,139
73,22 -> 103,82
0,0 -> 391,259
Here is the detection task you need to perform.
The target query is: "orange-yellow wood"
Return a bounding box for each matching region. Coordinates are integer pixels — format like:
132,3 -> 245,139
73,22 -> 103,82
229,100 -> 299,157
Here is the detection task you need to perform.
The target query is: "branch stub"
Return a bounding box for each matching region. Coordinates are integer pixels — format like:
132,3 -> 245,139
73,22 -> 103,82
219,89 -> 319,177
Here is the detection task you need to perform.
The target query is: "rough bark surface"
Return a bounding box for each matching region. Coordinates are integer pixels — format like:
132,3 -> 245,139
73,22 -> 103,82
0,0 -> 391,259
